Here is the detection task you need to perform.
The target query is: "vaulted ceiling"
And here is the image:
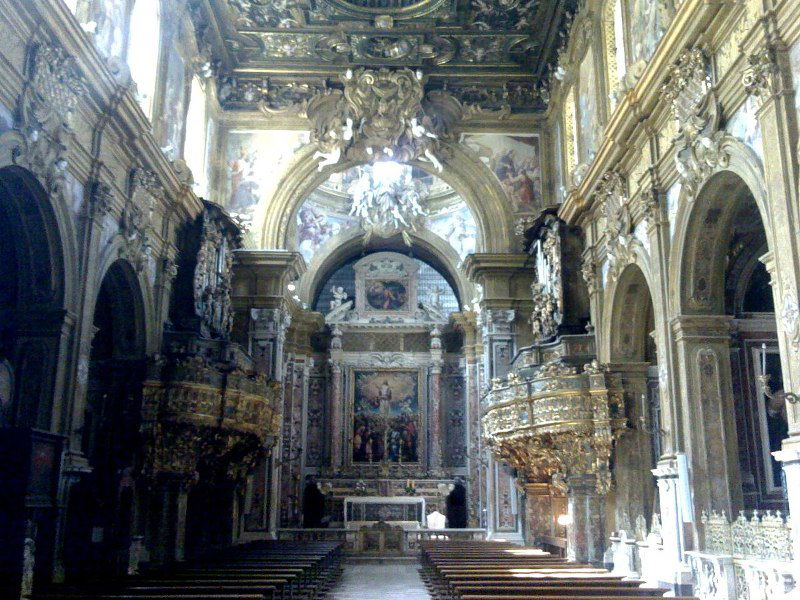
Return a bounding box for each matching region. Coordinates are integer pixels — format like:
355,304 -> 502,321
190,0 -> 578,115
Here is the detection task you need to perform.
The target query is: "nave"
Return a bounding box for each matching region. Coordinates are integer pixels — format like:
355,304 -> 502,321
29,540 -> 704,600
4,1 -> 800,599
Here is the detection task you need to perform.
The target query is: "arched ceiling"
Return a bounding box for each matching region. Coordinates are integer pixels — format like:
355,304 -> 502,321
192,0 -> 578,114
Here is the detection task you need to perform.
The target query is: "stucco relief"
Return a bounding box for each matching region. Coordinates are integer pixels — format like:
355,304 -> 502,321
781,289 -> 800,354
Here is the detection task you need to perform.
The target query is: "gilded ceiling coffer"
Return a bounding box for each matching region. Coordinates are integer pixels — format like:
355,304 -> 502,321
482,359 -> 626,494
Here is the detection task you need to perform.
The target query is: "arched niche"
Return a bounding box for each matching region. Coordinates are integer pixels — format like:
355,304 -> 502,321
603,263 -> 657,364
601,262 -> 659,534
91,241 -> 158,354
668,142 -> 786,518
299,227 -> 474,310
260,141 -> 514,253
89,260 -> 148,363
0,165 -> 70,430
670,140 -> 771,316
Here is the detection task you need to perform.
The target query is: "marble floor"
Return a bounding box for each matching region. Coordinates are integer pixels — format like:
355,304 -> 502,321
329,559 -> 431,599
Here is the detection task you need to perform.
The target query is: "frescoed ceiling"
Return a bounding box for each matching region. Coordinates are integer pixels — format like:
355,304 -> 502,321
190,0 -> 578,114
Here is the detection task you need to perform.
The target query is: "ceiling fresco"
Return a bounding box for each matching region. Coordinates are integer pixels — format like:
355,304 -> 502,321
190,0 -> 579,114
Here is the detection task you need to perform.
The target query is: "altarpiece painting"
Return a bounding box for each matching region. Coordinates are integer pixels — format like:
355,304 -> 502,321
351,369 -> 423,465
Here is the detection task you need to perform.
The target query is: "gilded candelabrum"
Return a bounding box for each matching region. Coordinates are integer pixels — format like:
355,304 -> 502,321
481,359 -> 626,494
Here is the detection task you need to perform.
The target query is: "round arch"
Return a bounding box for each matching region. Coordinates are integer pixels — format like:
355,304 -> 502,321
0,165 -> 73,430
90,259 -> 149,360
62,258 -> 148,579
669,138 -> 771,316
298,227 -> 474,309
601,261 -> 658,363
260,141 -> 514,253
92,242 -> 157,354
0,165 -> 69,309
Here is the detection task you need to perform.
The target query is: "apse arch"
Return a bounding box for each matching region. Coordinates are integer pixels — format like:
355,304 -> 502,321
260,141 -> 514,253
298,227 -> 474,309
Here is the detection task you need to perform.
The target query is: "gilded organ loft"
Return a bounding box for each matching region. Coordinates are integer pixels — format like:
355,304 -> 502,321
0,1 -> 799,599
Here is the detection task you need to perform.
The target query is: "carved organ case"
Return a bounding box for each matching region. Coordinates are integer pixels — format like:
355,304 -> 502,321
525,210 -> 590,344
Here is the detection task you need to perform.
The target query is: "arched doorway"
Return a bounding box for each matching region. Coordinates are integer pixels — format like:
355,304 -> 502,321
605,263 -> 658,530
62,260 -> 146,579
0,166 -> 67,429
673,169 -> 785,522
0,166 -> 69,596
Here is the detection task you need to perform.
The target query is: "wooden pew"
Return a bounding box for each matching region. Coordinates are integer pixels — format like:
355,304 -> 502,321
419,540 -> 695,600
35,541 -> 343,600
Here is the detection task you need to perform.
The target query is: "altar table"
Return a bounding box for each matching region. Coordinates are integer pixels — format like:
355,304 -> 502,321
343,496 -> 426,529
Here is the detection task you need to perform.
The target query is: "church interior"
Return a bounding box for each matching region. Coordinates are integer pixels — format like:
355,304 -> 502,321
1,0 -> 800,599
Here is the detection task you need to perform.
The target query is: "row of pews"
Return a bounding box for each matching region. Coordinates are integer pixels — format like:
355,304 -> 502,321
420,541 -> 697,600
34,541 -> 343,600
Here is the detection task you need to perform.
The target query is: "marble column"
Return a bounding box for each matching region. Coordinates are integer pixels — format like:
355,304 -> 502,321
150,478 -> 192,565
452,312 -> 483,527
429,362 -> 443,472
329,326 -> 344,470
429,326 -> 443,473
329,360 -> 343,470
566,474 -> 606,565
523,483 -> 556,545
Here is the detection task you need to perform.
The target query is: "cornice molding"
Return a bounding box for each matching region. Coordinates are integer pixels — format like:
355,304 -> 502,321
557,0 -> 727,224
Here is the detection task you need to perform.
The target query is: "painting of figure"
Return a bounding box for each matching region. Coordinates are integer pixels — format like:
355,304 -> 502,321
366,280 -> 408,311
462,134 -> 542,213
294,201 -> 357,263
578,47 -> 600,163
224,130 -> 309,221
629,0 -> 663,66
352,370 -> 420,464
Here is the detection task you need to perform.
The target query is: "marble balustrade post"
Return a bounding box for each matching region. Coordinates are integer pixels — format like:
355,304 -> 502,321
773,447 -> 800,587
651,459 -> 693,594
